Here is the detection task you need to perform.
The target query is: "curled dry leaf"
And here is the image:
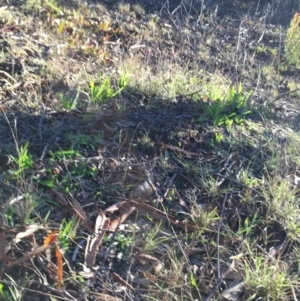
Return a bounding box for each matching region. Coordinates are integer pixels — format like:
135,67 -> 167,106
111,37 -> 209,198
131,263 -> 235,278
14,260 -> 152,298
136,253 -> 163,275
85,213 -> 110,268
108,204 -> 136,231
104,201 -> 126,213
14,224 -> 45,243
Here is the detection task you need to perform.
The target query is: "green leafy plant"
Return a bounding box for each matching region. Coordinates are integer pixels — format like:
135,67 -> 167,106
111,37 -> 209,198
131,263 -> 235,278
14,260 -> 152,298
49,149 -> 80,162
64,132 -> 103,150
214,132 -> 223,143
200,83 -> 252,127
59,218 -> 80,250
88,72 -> 128,103
10,142 -> 34,177
58,90 -> 79,110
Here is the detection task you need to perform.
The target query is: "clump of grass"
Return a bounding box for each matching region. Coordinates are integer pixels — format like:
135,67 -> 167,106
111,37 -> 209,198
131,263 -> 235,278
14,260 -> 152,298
59,218 -> 80,250
263,176 -> 300,240
88,72 -> 129,104
200,83 -> 252,127
285,12 -> 300,70
58,91 -> 79,110
119,59 -> 204,100
9,142 -> 34,178
240,240 -> 298,301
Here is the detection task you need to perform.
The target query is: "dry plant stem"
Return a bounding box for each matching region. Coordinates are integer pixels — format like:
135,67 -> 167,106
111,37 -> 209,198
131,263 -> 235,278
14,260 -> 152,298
268,88 -> 300,106
0,280 -> 77,301
216,173 -> 263,197
7,244 -> 52,267
204,182 -> 231,301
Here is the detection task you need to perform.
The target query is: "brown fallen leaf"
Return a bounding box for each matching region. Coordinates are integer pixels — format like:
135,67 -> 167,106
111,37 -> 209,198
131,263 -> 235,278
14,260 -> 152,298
85,213 -> 110,268
69,194 -> 87,219
51,189 -> 93,234
108,204 -> 136,231
104,201 -> 126,213
51,189 -> 69,206
55,244 -> 63,289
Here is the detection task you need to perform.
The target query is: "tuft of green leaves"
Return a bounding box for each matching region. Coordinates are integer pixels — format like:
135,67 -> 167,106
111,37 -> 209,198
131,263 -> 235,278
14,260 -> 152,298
58,90 -> 80,110
88,72 -> 129,103
10,142 -> 34,178
200,83 -> 252,127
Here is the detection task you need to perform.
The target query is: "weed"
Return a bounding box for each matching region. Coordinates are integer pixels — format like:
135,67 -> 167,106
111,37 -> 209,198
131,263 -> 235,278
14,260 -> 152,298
140,221 -> 172,254
49,149 -> 80,162
200,83 -> 252,127
190,206 -> 219,233
9,142 -> 34,178
285,12 -> 300,69
214,131 -> 224,143
241,241 -> 296,301
64,132 -> 103,150
263,177 -> 300,240
88,72 -> 128,104
58,90 -> 79,110
59,218 -> 80,250
115,232 -> 135,254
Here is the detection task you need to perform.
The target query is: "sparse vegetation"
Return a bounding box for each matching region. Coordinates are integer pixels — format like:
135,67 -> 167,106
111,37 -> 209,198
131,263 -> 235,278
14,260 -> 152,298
285,12 -> 300,69
0,0 -> 300,301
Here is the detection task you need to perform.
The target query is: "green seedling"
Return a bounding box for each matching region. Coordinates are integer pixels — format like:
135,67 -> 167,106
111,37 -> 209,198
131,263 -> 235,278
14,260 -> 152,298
58,90 -> 80,110
238,212 -> 260,237
64,132 -> 103,150
10,142 -> 34,177
49,149 -> 80,162
69,161 -> 98,179
200,83 -> 252,127
59,218 -> 80,250
88,72 -> 128,104
214,132 -> 224,143
115,232 -> 135,253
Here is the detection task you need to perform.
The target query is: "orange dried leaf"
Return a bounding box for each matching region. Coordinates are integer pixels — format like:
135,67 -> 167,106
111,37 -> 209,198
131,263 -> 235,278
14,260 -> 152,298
44,231 -> 59,246
55,246 -> 63,288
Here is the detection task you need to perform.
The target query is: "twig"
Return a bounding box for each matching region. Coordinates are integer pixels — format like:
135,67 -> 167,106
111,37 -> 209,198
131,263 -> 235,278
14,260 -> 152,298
268,89 -> 300,106
38,103 -> 47,140
204,182 -> 231,301
0,280 -> 77,301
